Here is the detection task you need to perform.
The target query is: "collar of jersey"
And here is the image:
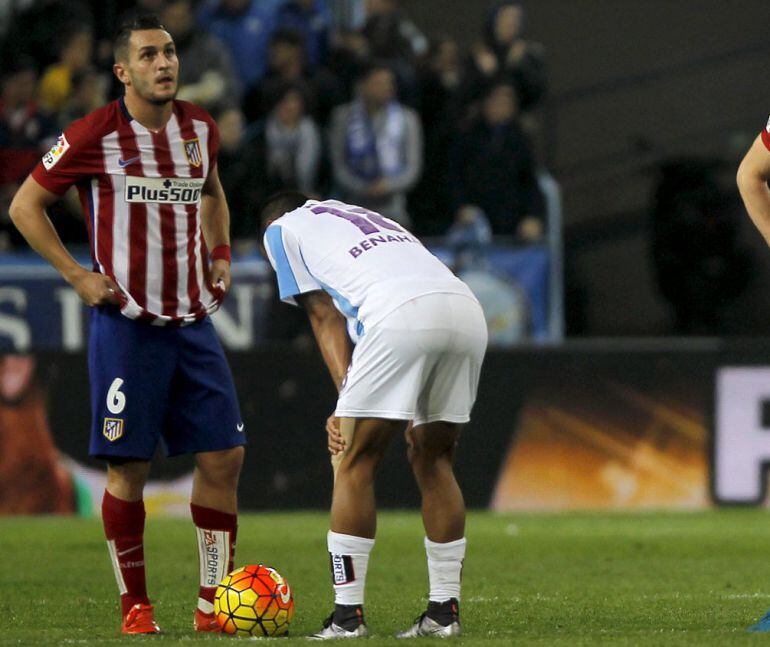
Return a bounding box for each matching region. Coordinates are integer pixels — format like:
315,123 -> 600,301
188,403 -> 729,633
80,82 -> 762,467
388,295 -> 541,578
119,96 -> 173,135
119,97 -> 133,122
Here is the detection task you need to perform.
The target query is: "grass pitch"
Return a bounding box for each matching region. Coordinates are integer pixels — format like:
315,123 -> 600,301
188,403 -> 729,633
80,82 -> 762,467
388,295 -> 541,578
1,510 -> 770,645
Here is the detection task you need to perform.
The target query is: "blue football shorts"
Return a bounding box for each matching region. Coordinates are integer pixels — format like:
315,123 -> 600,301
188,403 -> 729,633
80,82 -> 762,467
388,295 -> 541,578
88,306 -> 245,460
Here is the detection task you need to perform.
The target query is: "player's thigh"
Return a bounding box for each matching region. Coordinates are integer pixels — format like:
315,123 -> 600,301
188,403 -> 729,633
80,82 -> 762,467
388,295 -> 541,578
88,306 -> 175,460
407,420 -> 462,462
336,326 -> 426,420
165,317 -> 244,457
339,416 -> 404,465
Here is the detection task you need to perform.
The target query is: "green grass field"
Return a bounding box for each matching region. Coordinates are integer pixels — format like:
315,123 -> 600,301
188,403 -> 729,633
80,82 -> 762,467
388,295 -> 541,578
2,510 -> 770,645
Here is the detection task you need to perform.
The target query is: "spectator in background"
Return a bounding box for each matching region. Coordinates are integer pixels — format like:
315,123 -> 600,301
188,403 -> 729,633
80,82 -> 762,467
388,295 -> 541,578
215,106 -> 264,242
0,59 -> 57,187
326,28 -> 371,104
262,85 -> 322,196
419,36 -> 463,127
38,25 -> 94,113
461,0 -> 546,115
362,0 -> 427,64
411,36 -> 464,234
197,0 -> 277,93
0,0 -> 93,71
220,88 -> 322,242
162,0 -> 242,112
57,67 -> 108,128
330,62 -> 422,225
448,81 -> 543,239
362,0 -> 427,105
275,0 -> 331,70
244,28 -> 340,125
0,59 -> 57,248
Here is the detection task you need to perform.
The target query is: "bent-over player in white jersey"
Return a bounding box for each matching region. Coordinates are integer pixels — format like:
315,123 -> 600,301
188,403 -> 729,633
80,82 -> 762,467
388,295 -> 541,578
260,192 -> 488,639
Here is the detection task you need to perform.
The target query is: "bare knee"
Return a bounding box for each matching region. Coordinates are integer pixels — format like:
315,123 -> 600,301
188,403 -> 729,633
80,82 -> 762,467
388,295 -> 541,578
107,460 -> 151,501
407,424 -> 460,475
337,420 -> 400,484
195,446 -> 244,488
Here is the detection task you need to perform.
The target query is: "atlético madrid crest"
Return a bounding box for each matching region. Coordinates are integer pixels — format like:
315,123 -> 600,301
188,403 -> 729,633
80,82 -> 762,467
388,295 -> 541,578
103,418 -> 124,442
184,138 -> 202,168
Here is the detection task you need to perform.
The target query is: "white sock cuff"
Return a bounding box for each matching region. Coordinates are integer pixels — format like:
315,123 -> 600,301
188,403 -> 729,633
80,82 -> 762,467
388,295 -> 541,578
328,530 -> 375,555
425,536 -> 466,561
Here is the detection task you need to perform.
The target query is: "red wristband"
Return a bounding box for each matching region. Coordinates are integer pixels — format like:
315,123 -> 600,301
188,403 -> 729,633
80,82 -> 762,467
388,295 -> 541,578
210,245 -> 231,263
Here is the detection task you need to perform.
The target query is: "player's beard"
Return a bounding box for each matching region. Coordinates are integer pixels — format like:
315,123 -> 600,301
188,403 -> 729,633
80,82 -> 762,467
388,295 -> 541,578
148,92 -> 176,106
131,72 -> 177,106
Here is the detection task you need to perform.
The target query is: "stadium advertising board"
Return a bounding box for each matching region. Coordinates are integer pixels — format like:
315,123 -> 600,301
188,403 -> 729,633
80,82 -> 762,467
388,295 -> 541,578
2,343 -> 770,515
713,367 -> 770,505
0,246 -> 552,351
0,257 -> 274,351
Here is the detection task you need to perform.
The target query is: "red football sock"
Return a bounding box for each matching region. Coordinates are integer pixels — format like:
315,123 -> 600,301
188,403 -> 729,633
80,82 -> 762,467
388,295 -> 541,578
102,490 -> 149,617
191,503 -> 237,613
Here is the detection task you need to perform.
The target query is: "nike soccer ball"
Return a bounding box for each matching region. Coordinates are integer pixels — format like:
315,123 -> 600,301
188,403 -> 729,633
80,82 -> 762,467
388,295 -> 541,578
214,564 -> 294,636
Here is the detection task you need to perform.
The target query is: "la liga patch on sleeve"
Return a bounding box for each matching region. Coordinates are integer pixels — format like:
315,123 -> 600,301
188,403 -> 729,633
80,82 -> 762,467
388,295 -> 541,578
42,133 -> 70,170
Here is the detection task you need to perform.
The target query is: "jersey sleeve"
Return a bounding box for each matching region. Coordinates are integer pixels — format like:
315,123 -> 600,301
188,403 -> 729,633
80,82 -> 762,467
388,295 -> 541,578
762,116 -> 770,152
30,117 -> 94,195
263,224 -> 322,305
207,116 -> 220,168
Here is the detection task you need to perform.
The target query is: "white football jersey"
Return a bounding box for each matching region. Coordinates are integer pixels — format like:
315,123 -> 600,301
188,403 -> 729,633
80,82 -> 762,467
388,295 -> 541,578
263,199 -> 476,336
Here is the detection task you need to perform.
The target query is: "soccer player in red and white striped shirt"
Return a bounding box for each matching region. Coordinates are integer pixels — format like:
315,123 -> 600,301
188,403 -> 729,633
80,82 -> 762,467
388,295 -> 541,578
10,15 -> 245,635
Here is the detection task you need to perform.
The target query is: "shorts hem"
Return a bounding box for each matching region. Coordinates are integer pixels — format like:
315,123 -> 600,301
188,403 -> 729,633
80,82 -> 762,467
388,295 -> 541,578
166,438 -> 247,458
334,409 -> 471,425
90,452 -> 153,462
334,408 -> 414,420
413,413 -> 470,426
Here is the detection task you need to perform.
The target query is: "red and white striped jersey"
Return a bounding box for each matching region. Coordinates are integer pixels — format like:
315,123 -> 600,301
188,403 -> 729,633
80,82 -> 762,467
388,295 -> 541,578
31,98 -> 223,325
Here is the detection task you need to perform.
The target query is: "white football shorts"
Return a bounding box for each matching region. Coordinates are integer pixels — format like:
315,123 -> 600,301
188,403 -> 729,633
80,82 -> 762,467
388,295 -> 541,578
335,292 -> 488,426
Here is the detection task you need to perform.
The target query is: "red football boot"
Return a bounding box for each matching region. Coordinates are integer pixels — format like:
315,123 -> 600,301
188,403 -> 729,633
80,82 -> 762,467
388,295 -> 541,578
194,608 -> 221,632
121,603 -> 161,634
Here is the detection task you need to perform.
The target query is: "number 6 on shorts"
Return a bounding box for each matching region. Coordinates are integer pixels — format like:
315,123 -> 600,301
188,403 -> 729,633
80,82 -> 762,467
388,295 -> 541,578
107,377 -> 126,414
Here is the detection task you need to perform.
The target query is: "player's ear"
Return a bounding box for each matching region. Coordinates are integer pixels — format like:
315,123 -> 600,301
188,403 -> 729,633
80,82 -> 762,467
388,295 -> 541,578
113,62 -> 131,86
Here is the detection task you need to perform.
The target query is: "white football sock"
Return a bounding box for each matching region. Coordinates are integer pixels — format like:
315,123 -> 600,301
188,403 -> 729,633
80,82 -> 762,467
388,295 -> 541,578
327,530 -> 374,606
425,536 -> 466,602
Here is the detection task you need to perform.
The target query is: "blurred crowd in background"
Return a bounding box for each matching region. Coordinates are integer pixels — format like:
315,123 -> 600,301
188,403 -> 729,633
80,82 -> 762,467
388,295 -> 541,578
0,0 -> 549,251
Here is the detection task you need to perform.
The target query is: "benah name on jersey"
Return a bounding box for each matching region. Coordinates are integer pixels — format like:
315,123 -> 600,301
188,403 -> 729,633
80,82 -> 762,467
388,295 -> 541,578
349,233 -> 419,258
124,176 -> 205,204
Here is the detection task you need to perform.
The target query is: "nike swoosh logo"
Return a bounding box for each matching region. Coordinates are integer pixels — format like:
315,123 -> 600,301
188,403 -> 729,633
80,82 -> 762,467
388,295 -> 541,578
117,544 -> 141,557
236,423 -> 244,432
278,585 -> 291,604
118,156 -> 141,168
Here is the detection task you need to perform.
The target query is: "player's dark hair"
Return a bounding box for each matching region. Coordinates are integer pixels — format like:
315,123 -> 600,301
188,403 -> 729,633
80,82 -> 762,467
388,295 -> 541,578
259,191 -> 310,230
113,14 -> 167,63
